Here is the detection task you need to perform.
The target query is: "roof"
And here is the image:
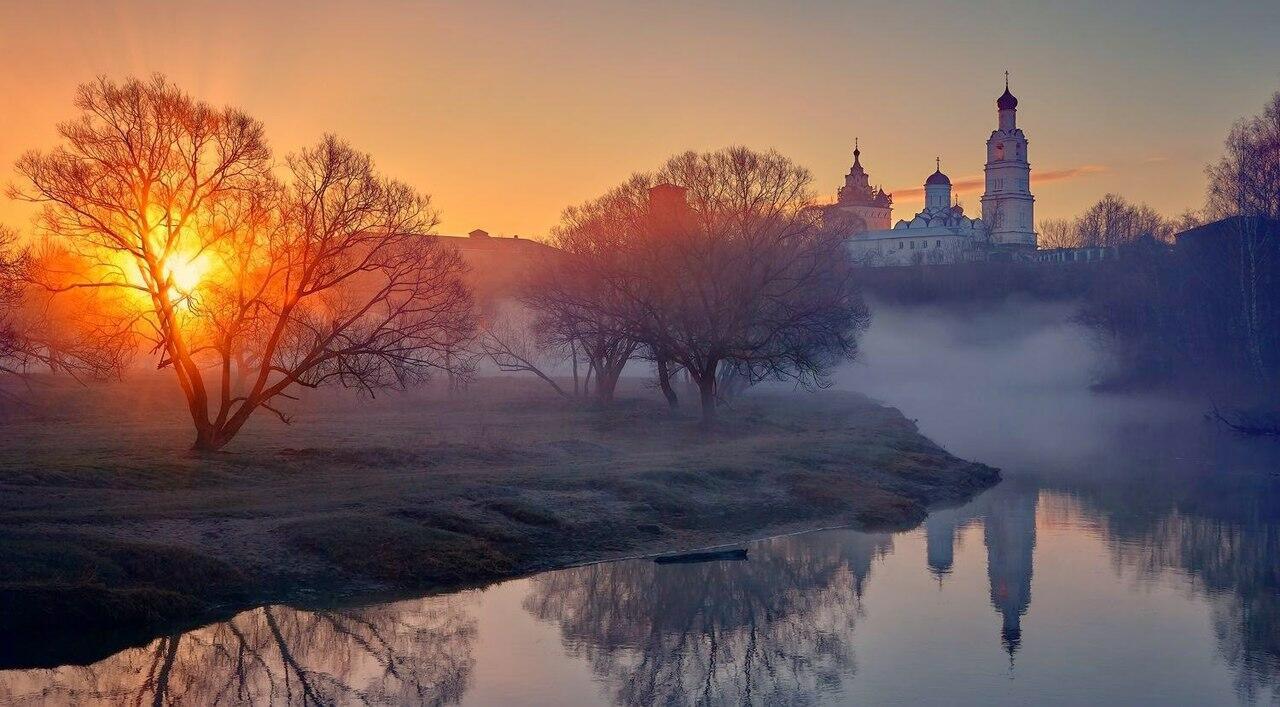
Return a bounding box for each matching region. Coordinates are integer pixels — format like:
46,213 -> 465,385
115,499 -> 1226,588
997,87 -> 1018,110
925,169 -> 951,186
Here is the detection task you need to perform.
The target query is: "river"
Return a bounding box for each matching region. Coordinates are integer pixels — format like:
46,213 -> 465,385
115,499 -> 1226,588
3,301 -> 1278,705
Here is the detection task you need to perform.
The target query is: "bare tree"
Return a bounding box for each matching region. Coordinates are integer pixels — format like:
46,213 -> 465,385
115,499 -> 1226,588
1205,89 -> 1280,395
1037,218 -> 1078,249
530,148 -> 870,425
479,307 -> 573,398
626,148 -> 871,425
11,76 -> 475,450
1208,90 -> 1280,222
1074,193 -> 1172,247
530,182 -> 650,404
0,228 -> 28,378
0,228 -> 128,391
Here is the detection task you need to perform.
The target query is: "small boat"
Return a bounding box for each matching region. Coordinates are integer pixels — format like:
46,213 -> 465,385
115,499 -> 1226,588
654,548 -> 748,565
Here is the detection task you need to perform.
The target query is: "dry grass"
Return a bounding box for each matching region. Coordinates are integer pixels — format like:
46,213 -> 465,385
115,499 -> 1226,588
0,374 -> 997,667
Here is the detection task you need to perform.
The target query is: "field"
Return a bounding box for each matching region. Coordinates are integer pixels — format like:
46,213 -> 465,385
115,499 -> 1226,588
0,375 -> 998,667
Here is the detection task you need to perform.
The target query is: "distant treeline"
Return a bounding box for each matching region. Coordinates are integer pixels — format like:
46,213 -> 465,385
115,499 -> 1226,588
856,260 -> 1096,304
1079,217 -> 1280,400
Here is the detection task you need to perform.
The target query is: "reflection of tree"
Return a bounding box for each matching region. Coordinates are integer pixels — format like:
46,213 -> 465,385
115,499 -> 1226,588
1106,508 -> 1280,702
0,595 -> 476,705
524,531 -> 892,706
1051,425 -> 1280,703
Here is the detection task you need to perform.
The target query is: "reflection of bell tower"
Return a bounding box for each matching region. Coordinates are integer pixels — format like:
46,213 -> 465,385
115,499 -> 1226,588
984,487 -> 1038,660
926,506 -> 964,581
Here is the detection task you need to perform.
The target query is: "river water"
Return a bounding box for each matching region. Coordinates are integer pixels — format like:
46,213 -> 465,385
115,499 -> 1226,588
3,302 -> 1278,705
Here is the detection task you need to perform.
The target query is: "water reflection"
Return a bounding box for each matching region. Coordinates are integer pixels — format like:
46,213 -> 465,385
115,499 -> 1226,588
925,483 -> 1038,659
1052,431 -> 1280,703
523,532 -> 892,705
2,432 -> 1278,705
0,596 -> 476,705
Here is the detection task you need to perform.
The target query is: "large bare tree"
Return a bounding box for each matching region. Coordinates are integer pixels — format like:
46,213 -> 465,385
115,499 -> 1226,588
527,178 -> 652,403
11,76 -> 475,449
525,148 -> 869,424
629,148 -> 870,424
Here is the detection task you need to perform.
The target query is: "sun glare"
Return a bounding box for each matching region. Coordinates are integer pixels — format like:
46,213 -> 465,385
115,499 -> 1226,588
166,252 -> 210,296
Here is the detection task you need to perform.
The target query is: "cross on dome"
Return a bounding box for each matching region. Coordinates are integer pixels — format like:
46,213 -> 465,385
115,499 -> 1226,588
998,71 -> 1019,110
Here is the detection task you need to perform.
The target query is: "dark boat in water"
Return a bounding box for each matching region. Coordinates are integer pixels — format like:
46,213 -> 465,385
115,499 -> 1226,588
654,547 -> 749,564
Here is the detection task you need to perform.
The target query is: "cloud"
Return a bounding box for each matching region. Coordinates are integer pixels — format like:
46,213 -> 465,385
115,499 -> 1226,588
1037,164 -> 1109,182
890,164 -> 1108,200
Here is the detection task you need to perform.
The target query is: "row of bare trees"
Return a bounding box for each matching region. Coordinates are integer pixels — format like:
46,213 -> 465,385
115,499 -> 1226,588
1037,194 -> 1203,250
484,148 -> 872,424
2,75 -> 476,450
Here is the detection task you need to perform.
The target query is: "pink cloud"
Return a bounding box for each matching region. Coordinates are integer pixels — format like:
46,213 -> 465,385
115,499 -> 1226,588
890,164 -> 1108,200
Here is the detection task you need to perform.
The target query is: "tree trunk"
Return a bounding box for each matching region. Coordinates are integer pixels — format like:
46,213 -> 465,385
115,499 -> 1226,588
656,357 -> 679,409
597,368 -> 617,403
696,373 -> 717,427
571,341 -> 580,396
191,426 -> 230,452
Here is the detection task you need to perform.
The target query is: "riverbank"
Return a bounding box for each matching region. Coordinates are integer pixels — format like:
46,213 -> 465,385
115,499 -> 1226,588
0,377 -> 998,667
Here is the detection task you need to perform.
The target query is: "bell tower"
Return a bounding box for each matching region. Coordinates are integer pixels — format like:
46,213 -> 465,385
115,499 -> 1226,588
980,72 -> 1036,250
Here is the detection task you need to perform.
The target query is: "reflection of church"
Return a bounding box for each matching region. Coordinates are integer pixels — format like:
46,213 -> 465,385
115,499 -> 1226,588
831,76 -> 1038,266
925,484 -> 1038,661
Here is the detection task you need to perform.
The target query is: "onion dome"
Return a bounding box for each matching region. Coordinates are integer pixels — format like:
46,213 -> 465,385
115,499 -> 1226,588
925,157 -> 950,186
998,87 -> 1018,110
998,71 -> 1018,110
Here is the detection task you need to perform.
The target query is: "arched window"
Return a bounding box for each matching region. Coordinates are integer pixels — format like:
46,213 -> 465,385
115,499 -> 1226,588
995,143 -> 1005,161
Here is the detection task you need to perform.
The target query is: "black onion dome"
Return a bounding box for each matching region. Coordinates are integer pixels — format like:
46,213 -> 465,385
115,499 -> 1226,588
997,87 -> 1018,110
925,169 -> 951,186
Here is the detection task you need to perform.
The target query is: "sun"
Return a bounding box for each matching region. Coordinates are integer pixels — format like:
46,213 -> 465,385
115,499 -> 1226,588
164,251 -> 212,302
167,254 -> 208,292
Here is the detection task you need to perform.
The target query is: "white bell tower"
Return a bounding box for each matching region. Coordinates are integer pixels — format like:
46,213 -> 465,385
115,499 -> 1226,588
980,72 -> 1036,249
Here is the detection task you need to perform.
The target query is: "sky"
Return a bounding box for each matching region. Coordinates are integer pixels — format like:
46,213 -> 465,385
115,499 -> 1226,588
1,0 -> 1278,238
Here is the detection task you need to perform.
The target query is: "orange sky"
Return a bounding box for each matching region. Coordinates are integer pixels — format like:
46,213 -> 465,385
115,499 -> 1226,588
1,1 -> 1278,238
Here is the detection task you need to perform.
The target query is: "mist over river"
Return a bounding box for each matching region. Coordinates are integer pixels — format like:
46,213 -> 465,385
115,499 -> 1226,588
4,300 -> 1278,706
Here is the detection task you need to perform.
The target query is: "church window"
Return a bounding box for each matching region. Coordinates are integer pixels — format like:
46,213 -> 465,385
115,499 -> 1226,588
910,241 -> 915,249
936,240 -> 941,248
898,241 -> 904,249
995,143 -> 1005,161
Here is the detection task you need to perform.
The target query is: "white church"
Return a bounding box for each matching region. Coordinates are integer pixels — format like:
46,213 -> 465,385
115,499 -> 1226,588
833,77 -> 1037,266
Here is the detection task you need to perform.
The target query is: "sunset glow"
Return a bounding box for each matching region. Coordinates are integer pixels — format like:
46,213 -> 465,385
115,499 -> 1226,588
163,251 -> 211,302
2,1 -> 1278,238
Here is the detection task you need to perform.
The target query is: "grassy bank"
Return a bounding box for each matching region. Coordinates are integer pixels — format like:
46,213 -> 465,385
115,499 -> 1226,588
0,377 -> 997,667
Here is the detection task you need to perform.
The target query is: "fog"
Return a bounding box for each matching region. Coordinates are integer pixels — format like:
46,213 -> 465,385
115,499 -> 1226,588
832,297 -> 1201,476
